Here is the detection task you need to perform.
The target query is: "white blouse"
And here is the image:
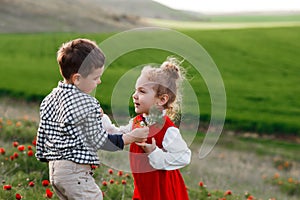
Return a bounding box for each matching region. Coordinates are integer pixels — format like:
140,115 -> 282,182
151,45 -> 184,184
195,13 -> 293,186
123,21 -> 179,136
101,114 -> 191,170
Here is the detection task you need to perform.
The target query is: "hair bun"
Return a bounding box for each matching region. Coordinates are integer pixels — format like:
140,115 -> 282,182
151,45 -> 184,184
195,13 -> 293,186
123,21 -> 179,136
161,58 -> 180,79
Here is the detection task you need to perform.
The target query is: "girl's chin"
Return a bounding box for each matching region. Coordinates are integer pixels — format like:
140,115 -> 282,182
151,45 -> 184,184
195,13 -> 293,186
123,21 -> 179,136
134,108 -> 142,114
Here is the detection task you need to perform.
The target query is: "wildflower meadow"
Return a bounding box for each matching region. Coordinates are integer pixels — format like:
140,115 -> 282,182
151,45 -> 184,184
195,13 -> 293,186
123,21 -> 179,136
1,116 -> 299,199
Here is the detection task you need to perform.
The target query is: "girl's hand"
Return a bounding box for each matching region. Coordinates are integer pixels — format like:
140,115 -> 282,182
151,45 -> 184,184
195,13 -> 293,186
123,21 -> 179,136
136,138 -> 156,153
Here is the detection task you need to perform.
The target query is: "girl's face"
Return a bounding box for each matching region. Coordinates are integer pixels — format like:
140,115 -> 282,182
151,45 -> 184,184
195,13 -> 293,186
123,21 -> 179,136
132,74 -> 159,115
75,67 -> 103,94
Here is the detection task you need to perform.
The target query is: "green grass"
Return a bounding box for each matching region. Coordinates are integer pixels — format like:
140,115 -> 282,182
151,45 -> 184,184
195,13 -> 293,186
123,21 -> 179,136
0,26 -> 300,135
181,27 -> 300,135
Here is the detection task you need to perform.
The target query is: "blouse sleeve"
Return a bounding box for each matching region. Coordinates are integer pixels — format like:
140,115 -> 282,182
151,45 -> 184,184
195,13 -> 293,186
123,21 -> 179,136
118,119 -> 133,134
101,114 -> 121,134
148,127 -> 191,170
102,114 -> 133,134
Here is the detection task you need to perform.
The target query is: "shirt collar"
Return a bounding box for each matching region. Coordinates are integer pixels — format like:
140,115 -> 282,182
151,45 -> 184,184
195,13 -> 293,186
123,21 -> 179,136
57,81 -> 78,90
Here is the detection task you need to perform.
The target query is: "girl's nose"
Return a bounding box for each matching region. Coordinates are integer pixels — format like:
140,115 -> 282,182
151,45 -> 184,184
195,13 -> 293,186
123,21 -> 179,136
132,91 -> 138,100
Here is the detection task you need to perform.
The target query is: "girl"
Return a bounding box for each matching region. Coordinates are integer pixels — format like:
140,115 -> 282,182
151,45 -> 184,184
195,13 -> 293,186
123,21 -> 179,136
130,57 -> 191,200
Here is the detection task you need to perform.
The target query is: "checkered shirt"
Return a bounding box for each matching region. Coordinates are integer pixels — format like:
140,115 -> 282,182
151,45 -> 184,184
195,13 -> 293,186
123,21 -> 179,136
36,81 -> 108,165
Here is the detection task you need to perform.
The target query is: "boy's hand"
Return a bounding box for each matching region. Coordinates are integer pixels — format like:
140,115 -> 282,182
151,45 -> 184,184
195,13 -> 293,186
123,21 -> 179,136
136,138 -> 156,153
122,127 -> 149,145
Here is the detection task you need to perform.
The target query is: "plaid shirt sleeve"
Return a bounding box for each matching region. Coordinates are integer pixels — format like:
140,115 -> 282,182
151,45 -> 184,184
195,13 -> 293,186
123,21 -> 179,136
84,105 -> 109,150
35,120 -> 47,162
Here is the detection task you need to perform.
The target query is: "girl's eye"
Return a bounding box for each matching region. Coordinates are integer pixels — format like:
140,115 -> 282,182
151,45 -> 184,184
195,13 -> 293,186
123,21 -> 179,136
134,88 -> 146,94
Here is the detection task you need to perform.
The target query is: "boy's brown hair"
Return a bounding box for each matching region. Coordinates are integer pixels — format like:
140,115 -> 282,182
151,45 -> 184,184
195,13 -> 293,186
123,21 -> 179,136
57,38 -> 105,80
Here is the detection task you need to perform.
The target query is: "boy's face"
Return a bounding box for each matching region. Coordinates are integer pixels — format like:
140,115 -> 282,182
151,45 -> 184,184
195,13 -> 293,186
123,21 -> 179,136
75,67 -> 104,94
132,74 -> 160,115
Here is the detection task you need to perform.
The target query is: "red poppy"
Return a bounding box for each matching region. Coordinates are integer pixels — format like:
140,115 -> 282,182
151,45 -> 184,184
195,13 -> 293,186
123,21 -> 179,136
125,173 -> 131,179
32,138 -> 37,146
13,141 -> 19,147
13,152 -> 19,158
198,181 -> 204,187
133,115 -> 147,128
10,155 -> 14,161
17,145 -> 25,152
108,169 -> 113,174
0,147 -> 5,155
27,150 -> 34,157
121,180 -> 126,185
109,179 -> 114,184
3,185 -> 12,190
247,196 -> 254,200
224,190 -> 232,195
45,188 -> 53,198
42,180 -> 50,187
27,145 -> 32,150
28,181 -> 34,187
136,115 -> 144,122
102,181 -> 107,186
91,165 -> 97,170
15,193 -> 22,200
117,170 -> 123,176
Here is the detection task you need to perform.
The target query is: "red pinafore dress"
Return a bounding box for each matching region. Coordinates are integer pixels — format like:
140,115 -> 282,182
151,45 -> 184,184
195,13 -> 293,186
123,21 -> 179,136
130,115 -> 189,200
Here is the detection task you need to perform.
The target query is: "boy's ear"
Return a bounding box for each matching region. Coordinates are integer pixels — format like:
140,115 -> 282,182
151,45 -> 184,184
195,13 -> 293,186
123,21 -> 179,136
71,73 -> 81,86
157,94 -> 169,106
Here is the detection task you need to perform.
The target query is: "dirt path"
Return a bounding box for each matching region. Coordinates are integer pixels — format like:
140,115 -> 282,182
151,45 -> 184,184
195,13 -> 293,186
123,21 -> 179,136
187,142 -> 299,200
146,19 -> 300,30
0,97 -> 39,121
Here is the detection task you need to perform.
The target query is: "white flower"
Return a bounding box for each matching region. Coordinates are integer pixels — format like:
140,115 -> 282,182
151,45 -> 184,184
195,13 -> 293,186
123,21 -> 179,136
145,106 -> 164,126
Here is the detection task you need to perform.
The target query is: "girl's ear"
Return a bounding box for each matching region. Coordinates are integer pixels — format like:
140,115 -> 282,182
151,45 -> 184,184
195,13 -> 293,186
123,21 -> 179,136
71,73 -> 81,86
157,94 -> 169,106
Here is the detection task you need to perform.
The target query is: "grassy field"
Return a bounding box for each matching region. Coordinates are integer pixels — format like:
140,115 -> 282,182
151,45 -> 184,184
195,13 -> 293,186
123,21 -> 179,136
0,26 -> 300,135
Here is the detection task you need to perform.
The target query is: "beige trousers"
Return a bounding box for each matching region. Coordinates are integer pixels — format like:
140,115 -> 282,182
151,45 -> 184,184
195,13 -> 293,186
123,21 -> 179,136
49,160 -> 102,200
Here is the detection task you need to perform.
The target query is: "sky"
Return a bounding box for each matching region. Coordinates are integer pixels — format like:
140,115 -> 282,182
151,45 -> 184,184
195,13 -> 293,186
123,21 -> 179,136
153,0 -> 300,14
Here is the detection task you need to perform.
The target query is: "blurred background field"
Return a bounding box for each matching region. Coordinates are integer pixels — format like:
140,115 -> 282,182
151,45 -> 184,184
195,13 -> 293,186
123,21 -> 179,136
0,0 -> 300,199
0,26 -> 299,136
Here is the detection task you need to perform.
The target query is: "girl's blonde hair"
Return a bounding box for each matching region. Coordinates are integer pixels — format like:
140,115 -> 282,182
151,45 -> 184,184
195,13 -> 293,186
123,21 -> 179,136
141,57 -> 185,120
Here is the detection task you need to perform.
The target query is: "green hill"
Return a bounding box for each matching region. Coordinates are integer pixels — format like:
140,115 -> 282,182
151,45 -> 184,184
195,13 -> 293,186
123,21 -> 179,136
0,0 -> 204,33
0,0 -> 141,33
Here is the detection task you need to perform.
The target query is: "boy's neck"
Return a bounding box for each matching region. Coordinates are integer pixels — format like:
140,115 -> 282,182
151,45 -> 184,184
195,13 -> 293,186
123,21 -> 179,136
63,79 -> 73,84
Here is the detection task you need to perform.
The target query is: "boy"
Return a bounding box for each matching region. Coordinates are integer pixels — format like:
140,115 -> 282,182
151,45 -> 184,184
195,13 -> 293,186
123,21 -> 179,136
36,38 -> 148,200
